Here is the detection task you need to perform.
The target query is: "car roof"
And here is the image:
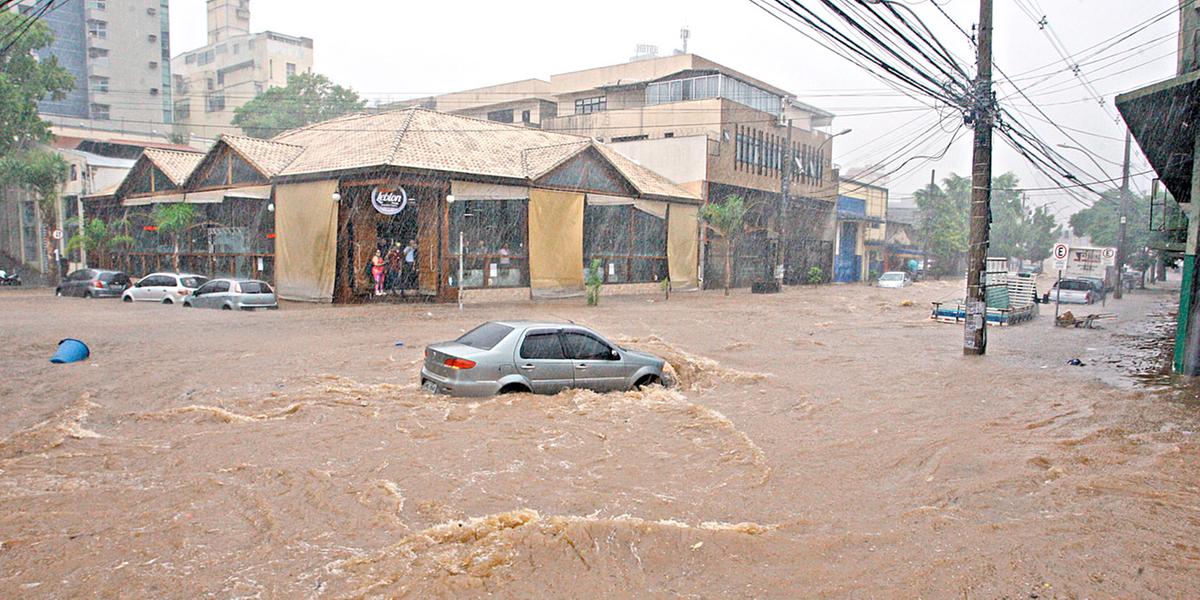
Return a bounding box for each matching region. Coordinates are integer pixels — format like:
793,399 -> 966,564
489,319 -> 580,330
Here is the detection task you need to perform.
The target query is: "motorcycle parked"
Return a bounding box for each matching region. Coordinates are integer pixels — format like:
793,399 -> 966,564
0,270 -> 22,286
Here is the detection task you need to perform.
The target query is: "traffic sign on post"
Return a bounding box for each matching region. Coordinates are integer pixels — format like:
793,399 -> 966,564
1052,243 -> 1069,271
1101,247 -> 1117,267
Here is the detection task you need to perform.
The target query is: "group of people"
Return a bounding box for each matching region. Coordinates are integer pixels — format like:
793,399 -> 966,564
370,239 -> 417,296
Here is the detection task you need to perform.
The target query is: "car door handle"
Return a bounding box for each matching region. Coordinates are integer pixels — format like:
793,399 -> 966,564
576,364 -> 588,370
519,364 -> 536,370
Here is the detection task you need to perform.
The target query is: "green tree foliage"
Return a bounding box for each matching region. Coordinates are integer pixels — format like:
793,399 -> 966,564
914,174 -> 969,276
0,11 -> 74,273
232,73 -> 366,138
915,172 -> 1063,275
65,217 -> 134,259
1070,189 -> 1161,258
988,173 -> 1062,264
0,12 -> 74,154
700,194 -> 747,295
152,203 -> 198,271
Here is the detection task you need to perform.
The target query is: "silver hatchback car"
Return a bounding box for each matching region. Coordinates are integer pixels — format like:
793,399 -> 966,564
421,321 -> 667,397
183,278 -> 278,310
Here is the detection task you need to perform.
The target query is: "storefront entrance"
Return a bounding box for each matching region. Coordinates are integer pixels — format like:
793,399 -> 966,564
334,181 -> 443,302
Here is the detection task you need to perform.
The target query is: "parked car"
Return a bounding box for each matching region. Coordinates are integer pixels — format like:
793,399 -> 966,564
1044,278 -> 1094,304
56,269 -> 131,298
421,321 -> 668,397
876,271 -> 912,288
1078,276 -> 1109,299
182,278 -> 278,310
122,272 -> 209,305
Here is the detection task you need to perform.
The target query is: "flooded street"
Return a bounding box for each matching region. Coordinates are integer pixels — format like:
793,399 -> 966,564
2,280 -> 1198,598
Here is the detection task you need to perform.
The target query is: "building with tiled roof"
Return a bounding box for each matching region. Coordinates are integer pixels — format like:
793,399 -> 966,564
85,107 -> 704,304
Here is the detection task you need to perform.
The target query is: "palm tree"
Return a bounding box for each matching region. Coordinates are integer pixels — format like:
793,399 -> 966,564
65,217 -> 134,268
700,194 -> 747,296
152,203 -> 197,272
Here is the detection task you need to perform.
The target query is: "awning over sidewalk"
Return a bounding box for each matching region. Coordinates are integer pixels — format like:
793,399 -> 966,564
1116,70 -> 1200,205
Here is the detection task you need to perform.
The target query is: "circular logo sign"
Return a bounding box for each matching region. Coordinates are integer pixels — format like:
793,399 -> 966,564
1053,243 -> 1069,260
51,229 -> 63,240
371,186 -> 408,216
1101,248 -> 1116,260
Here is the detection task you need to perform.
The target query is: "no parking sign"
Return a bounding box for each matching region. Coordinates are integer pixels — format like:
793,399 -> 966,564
1052,243 -> 1069,271
1101,247 -> 1117,267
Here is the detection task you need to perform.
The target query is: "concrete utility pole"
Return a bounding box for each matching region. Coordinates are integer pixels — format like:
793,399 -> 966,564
1114,129 -> 1132,299
964,0 -> 994,356
777,118 -> 793,290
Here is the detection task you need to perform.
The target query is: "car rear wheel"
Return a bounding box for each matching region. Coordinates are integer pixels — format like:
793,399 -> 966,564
222,304 -> 232,311
499,383 -> 530,395
123,295 -> 133,302
162,298 -> 173,305
55,288 -> 62,297
83,291 -> 93,299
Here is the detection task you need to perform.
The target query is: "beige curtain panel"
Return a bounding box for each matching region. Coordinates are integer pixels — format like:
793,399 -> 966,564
668,203 -> 700,290
274,180 -> 339,303
528,188 -> 584,295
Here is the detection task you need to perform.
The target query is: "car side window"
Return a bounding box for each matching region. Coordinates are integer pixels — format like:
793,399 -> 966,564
212,281 -> 231,293
520,332 -> 566,360
194,281 -> 218,296
70,270 -> 89,281
562,332 -> 616,361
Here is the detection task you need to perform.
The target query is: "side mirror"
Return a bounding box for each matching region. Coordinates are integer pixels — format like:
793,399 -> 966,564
610,349 -> 621,360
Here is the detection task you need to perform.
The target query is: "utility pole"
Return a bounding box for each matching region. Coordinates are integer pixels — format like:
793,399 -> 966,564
964,0 -> 993,356
1114,129 -> 1132,299
777,118 -> 794,290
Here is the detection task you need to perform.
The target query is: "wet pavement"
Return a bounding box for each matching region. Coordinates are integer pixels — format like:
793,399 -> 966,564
0,278 -> 1197,598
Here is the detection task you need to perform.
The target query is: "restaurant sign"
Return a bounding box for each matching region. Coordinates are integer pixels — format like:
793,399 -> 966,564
371,186 -> 408,216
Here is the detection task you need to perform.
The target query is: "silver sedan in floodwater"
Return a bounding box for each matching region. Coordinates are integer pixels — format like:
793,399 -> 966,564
421,321 -> 668,397
182,278 -> 278,310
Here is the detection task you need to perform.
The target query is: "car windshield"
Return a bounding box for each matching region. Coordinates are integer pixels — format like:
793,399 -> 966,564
239,281 -> 272,294
1059,281 -> 1090,291
181,276 -> 208,289
880,273 -> 904,281
456,322 -> 515,350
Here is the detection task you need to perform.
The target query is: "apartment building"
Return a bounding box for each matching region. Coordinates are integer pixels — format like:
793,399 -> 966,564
392,54 -> 840,288
171,0 -> 313,140
24,0 -> 173,130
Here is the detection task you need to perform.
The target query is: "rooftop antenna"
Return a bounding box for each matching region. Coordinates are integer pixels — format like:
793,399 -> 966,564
680,26 -> 690,54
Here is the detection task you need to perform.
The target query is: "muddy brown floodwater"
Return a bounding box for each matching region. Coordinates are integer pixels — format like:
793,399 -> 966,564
1,279 -> 1198,598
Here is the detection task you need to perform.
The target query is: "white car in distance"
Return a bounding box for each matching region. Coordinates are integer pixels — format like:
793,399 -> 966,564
122,272 -> 209,305
877,271 -> 912,288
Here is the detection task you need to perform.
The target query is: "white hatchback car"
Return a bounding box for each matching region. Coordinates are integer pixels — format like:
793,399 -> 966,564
877,271 -> 912,288
122,272 -> 209,305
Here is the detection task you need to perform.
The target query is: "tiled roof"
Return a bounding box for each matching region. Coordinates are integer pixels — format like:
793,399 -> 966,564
220,135 -> 305,177
142,148 -> 204,186
593,144 -> 701,201
270,108 -> 698,201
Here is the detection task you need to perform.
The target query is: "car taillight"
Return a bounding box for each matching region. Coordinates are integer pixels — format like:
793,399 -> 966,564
443,357 -> 476,370
177,289 -> 189,295
92,280 -> 104,288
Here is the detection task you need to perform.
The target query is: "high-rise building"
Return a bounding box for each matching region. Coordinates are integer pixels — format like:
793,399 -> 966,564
24,0 -> 173,129
171,0 -> 314,140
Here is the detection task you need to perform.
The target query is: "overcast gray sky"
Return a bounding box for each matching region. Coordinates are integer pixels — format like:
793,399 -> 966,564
171,0 -> 1178,219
